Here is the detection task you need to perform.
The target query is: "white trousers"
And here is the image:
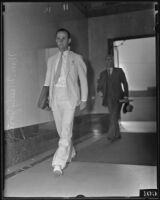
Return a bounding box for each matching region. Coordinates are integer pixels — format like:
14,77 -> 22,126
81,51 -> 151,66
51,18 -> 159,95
51,87 -> 76,169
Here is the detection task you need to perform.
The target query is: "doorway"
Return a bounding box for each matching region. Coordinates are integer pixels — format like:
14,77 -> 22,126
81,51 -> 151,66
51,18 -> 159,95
113,36 -> 156,121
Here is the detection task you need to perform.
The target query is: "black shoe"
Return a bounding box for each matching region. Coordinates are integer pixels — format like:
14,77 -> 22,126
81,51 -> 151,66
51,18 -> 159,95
107,136 -> 114,142
112,135 -> 122,141
107,135 -> 121,142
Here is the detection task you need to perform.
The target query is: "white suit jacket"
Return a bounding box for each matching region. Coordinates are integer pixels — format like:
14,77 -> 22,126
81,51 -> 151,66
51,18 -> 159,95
44,50 -> 88,108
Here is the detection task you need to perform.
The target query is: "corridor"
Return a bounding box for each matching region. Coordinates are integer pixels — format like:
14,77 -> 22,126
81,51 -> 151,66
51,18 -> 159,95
3,2 -> 158,198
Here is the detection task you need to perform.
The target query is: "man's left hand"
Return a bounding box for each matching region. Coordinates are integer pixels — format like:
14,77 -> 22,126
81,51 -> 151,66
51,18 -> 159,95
80,101 -> 87,111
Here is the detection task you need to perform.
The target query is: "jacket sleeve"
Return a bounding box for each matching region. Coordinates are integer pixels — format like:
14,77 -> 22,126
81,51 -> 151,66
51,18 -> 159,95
120,68 -> 129,97
97,72 -> 103,93
77,55 -> 88,102
97,71 -> 106,95
44,58 -> 52,86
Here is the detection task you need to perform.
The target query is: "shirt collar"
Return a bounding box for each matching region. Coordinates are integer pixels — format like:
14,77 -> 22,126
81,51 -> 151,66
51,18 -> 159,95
58,50 -> 69,57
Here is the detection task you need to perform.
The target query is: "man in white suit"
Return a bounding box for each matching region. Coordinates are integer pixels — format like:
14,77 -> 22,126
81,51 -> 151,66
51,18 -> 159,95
44,28 -> 88,176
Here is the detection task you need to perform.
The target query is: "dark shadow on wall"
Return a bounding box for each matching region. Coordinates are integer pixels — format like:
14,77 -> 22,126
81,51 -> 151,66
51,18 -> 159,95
70,34 -> 78,53
84,59 -> 96,112
70,34 -> 96,113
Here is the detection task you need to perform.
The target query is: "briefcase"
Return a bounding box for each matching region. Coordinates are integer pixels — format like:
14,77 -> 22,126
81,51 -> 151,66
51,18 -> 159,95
37,86 -> 49,109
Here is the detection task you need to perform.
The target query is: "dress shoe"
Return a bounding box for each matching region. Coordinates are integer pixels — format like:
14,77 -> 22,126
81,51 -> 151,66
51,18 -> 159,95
53,165 -> 63,176
67,157 -> 72,163
107,135 -> 121,142
113,135 -> 122,141
67,150 -> 76,163
67,154 -> 76,163
107,136 -> 114,141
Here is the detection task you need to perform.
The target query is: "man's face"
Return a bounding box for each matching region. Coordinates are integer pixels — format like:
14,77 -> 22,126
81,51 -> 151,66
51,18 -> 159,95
106,56 -> 114,68
56,31 -> 71,52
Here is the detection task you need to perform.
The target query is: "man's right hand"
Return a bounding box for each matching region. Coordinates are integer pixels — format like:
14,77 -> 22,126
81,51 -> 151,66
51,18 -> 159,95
98,92 -> 103,97
80,101 -> 87,111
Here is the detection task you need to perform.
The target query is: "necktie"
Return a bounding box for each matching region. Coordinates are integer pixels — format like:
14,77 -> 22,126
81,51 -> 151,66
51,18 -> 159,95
108,68 -> 112,76
54,53 -> 63,84
107,69 -> 110,76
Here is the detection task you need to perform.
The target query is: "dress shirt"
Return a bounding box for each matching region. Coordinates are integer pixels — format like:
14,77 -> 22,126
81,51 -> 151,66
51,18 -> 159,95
44,50 -> 87,103
55,50 -> 86,102
107,68 -> 113,75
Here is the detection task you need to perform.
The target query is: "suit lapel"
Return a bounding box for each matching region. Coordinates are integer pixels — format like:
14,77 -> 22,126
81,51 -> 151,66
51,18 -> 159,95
53,53 -> 60,74
50,53 -> 59,87
66,52 -> 70,77
66,51 -> 75,78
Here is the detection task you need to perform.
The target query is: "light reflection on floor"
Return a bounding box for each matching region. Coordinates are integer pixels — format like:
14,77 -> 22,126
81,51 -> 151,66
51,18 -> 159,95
120,121 -> 156,133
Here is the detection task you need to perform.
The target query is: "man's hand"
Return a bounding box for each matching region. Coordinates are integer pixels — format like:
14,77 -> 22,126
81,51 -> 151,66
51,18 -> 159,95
80,101 -> 87,111
119,96 -> 129,103
44,99 -> 51,111
98,91 -> 103,97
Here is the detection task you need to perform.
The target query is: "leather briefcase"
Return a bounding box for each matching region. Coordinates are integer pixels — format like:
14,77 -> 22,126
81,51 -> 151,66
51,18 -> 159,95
37,86 -> 49,109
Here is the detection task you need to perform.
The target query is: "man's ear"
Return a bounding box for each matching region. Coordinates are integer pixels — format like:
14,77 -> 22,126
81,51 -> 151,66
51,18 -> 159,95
68,38 -> 71,44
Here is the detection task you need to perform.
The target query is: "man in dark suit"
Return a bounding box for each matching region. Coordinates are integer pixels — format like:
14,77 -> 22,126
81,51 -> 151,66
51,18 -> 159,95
97,55 -> 129,141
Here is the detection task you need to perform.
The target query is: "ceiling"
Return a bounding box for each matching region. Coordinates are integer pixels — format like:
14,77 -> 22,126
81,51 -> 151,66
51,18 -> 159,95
73,1 -> 155,18
4,2 -> 156,23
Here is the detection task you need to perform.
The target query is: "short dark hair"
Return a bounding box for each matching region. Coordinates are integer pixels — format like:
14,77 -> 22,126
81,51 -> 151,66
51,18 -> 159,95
56,28 -> 71,39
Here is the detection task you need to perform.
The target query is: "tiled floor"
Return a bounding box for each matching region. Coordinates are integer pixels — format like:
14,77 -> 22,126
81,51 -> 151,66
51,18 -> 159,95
4,121 -> 157,197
